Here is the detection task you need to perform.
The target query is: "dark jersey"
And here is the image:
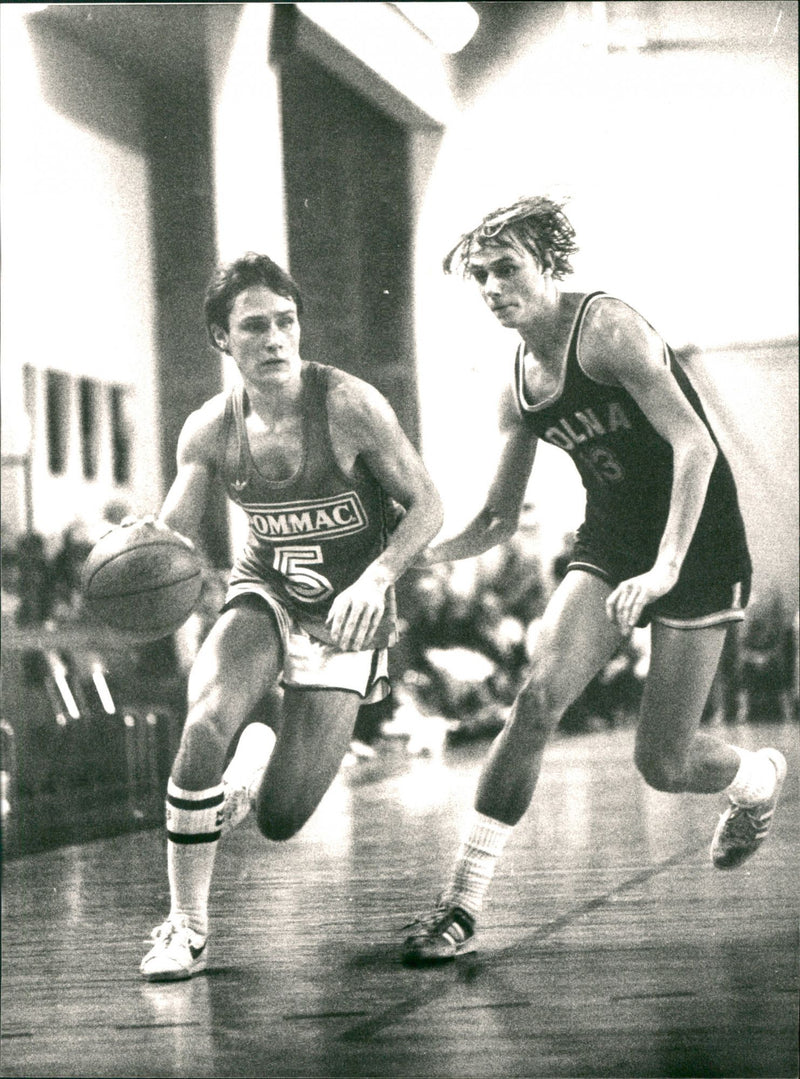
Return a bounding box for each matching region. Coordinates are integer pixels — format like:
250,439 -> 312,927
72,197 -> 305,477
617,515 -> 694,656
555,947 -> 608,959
514,292 -> 751,586
218,362 -> 397,647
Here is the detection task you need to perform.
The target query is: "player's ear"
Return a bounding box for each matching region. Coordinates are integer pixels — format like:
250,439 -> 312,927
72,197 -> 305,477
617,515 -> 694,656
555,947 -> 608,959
211,325 -> 229,352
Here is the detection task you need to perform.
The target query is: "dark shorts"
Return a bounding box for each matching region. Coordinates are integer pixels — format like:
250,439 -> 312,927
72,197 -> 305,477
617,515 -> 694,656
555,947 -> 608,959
568,528 -> 751,629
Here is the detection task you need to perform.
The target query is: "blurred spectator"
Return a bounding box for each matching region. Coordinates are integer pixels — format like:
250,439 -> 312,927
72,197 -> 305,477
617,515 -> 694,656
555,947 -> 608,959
478,503 -> 547,626
738,588 -> 795,723
15,532 -> 52,626
0,718 -> 17,835
384,542 -> 544,746
350,694 -> 393,751
423,646 -> 508,746
551,531 -> 576,584
100,499 -> 133,530
1,525 -> 22,619
50,521 -> 93,620
7,502 -> 135,630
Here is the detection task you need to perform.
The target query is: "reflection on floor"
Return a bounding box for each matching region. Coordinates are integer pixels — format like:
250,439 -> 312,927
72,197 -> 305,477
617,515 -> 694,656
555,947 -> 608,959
2,722 -> 798,1079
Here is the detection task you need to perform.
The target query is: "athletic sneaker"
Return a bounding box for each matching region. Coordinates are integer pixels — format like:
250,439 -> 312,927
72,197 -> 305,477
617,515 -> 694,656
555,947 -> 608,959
220,723 -> 276,833
711,747 -> 787,869
140,917 -> 207,981
401,904 -> 476,965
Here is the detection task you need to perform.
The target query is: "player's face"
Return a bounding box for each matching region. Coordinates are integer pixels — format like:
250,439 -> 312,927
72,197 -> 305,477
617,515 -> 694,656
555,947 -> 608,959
467,238 -> 549,331
216,286 -> 301,386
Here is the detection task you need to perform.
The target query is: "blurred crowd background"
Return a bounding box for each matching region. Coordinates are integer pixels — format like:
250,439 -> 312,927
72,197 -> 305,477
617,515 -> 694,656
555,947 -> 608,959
2,494 -> 797,857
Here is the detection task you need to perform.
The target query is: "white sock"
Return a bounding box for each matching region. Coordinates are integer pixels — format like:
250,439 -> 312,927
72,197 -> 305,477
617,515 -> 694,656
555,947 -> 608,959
443,811 -> 513,918
726,748 -> 778,807
165,779 -> 224,937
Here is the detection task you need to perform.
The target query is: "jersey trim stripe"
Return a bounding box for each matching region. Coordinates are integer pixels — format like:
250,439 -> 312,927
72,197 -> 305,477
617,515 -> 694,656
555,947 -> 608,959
653,609 -> 746,629
515,292 -> 604,414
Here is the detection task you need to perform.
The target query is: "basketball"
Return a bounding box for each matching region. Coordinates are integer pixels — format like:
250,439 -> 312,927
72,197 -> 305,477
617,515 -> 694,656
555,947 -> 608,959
81,518 -> 203,642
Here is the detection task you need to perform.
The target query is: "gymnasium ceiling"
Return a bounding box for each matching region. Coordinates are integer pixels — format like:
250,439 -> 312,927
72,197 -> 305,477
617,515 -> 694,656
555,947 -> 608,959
28,2 -> 797,100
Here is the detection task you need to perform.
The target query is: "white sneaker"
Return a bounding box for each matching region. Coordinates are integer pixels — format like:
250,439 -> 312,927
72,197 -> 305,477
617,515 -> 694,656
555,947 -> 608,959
711,747 -> 787,869
140,917 -> 207,981
220,723 -> 276,833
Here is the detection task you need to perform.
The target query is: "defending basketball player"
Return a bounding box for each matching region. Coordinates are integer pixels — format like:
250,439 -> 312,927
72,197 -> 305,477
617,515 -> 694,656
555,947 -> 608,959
402,196 -> 787,963
139,253 -> 443,980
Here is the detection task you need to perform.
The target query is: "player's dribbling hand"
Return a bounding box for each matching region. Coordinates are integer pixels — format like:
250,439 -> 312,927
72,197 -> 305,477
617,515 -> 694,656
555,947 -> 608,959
98,514 -> 157,542
605,566 -> 677,633
118,514 -> 196,551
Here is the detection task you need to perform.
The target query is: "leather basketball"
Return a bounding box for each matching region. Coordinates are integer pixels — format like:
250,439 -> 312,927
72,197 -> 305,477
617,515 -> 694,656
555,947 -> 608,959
81,519 -> 203,642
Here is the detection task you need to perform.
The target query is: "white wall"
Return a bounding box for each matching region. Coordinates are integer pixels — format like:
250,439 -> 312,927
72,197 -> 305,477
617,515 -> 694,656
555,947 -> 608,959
414,10 -> 798,587
681,342 -> 799,605
0,7 -> 162,545
206,4 -> 289,270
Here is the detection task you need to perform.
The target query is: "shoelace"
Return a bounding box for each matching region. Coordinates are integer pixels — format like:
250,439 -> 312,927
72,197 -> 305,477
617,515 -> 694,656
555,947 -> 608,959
724,804 -> 770,840
403,908 -> 449,932
150,921 -> 176,944
150,919 -> 194,945
404,907 -> 475,936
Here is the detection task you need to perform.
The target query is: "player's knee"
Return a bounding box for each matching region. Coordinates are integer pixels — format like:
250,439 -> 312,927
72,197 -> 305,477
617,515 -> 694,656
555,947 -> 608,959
186,675 -> 259,746
634,745 -> 687,792
255,805 -> 306,842
514,670 -> 564,740
172,706 -> 230,788
183,698 -> 228,755
253,786 -> 315,841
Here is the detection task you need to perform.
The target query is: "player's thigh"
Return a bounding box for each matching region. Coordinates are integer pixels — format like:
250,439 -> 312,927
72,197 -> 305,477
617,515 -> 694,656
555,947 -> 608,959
187,601 -> 283,721
528,570 -> 622,708
636,621 -> 727,756
255,687 -> 361,836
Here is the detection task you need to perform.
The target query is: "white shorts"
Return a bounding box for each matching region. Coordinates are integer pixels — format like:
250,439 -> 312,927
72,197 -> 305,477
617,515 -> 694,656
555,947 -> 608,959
224,583 -> 390,703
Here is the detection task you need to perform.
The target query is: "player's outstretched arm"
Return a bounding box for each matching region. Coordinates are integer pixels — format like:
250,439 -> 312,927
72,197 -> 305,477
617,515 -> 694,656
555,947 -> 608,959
158,396 -> 225,549
325,377 -> 444,651
423,387 -> 538,566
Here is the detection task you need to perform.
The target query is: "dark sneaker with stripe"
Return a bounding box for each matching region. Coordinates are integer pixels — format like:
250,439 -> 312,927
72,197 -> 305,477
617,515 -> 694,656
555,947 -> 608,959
711,748 -> 787,869
140,917 -> 208,981
402,904 -> 476,965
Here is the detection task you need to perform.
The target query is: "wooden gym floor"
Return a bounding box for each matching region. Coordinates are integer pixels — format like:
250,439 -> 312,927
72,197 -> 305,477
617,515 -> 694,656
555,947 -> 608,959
1,721 -> 798,1079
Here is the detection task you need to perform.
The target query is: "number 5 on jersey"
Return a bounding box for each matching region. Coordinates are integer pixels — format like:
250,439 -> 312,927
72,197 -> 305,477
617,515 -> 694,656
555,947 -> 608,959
274,545 -> 334,603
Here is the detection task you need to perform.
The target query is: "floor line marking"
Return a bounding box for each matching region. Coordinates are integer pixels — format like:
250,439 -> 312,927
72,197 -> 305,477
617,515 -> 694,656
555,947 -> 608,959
338,842 -> 703,1043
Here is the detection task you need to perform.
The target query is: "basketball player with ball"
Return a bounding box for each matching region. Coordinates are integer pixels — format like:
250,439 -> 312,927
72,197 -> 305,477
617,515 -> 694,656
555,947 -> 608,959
134,253 -> 442,980
402,196 -> 788,963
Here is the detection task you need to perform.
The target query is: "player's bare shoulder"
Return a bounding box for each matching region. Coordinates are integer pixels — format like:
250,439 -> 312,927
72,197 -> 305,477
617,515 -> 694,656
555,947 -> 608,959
325,368 -> 398,447
176,391 -> 229,465
579,295 -> 665,385
321,366 -> 412,475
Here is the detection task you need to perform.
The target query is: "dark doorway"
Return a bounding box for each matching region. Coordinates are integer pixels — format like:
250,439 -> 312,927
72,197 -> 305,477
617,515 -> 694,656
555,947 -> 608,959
280,51 -> 420,446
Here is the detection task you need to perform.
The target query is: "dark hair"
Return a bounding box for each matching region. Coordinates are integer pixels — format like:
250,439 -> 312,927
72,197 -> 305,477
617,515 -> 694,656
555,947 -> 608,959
443,195 -> 578,280
203,252 -> 303,347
